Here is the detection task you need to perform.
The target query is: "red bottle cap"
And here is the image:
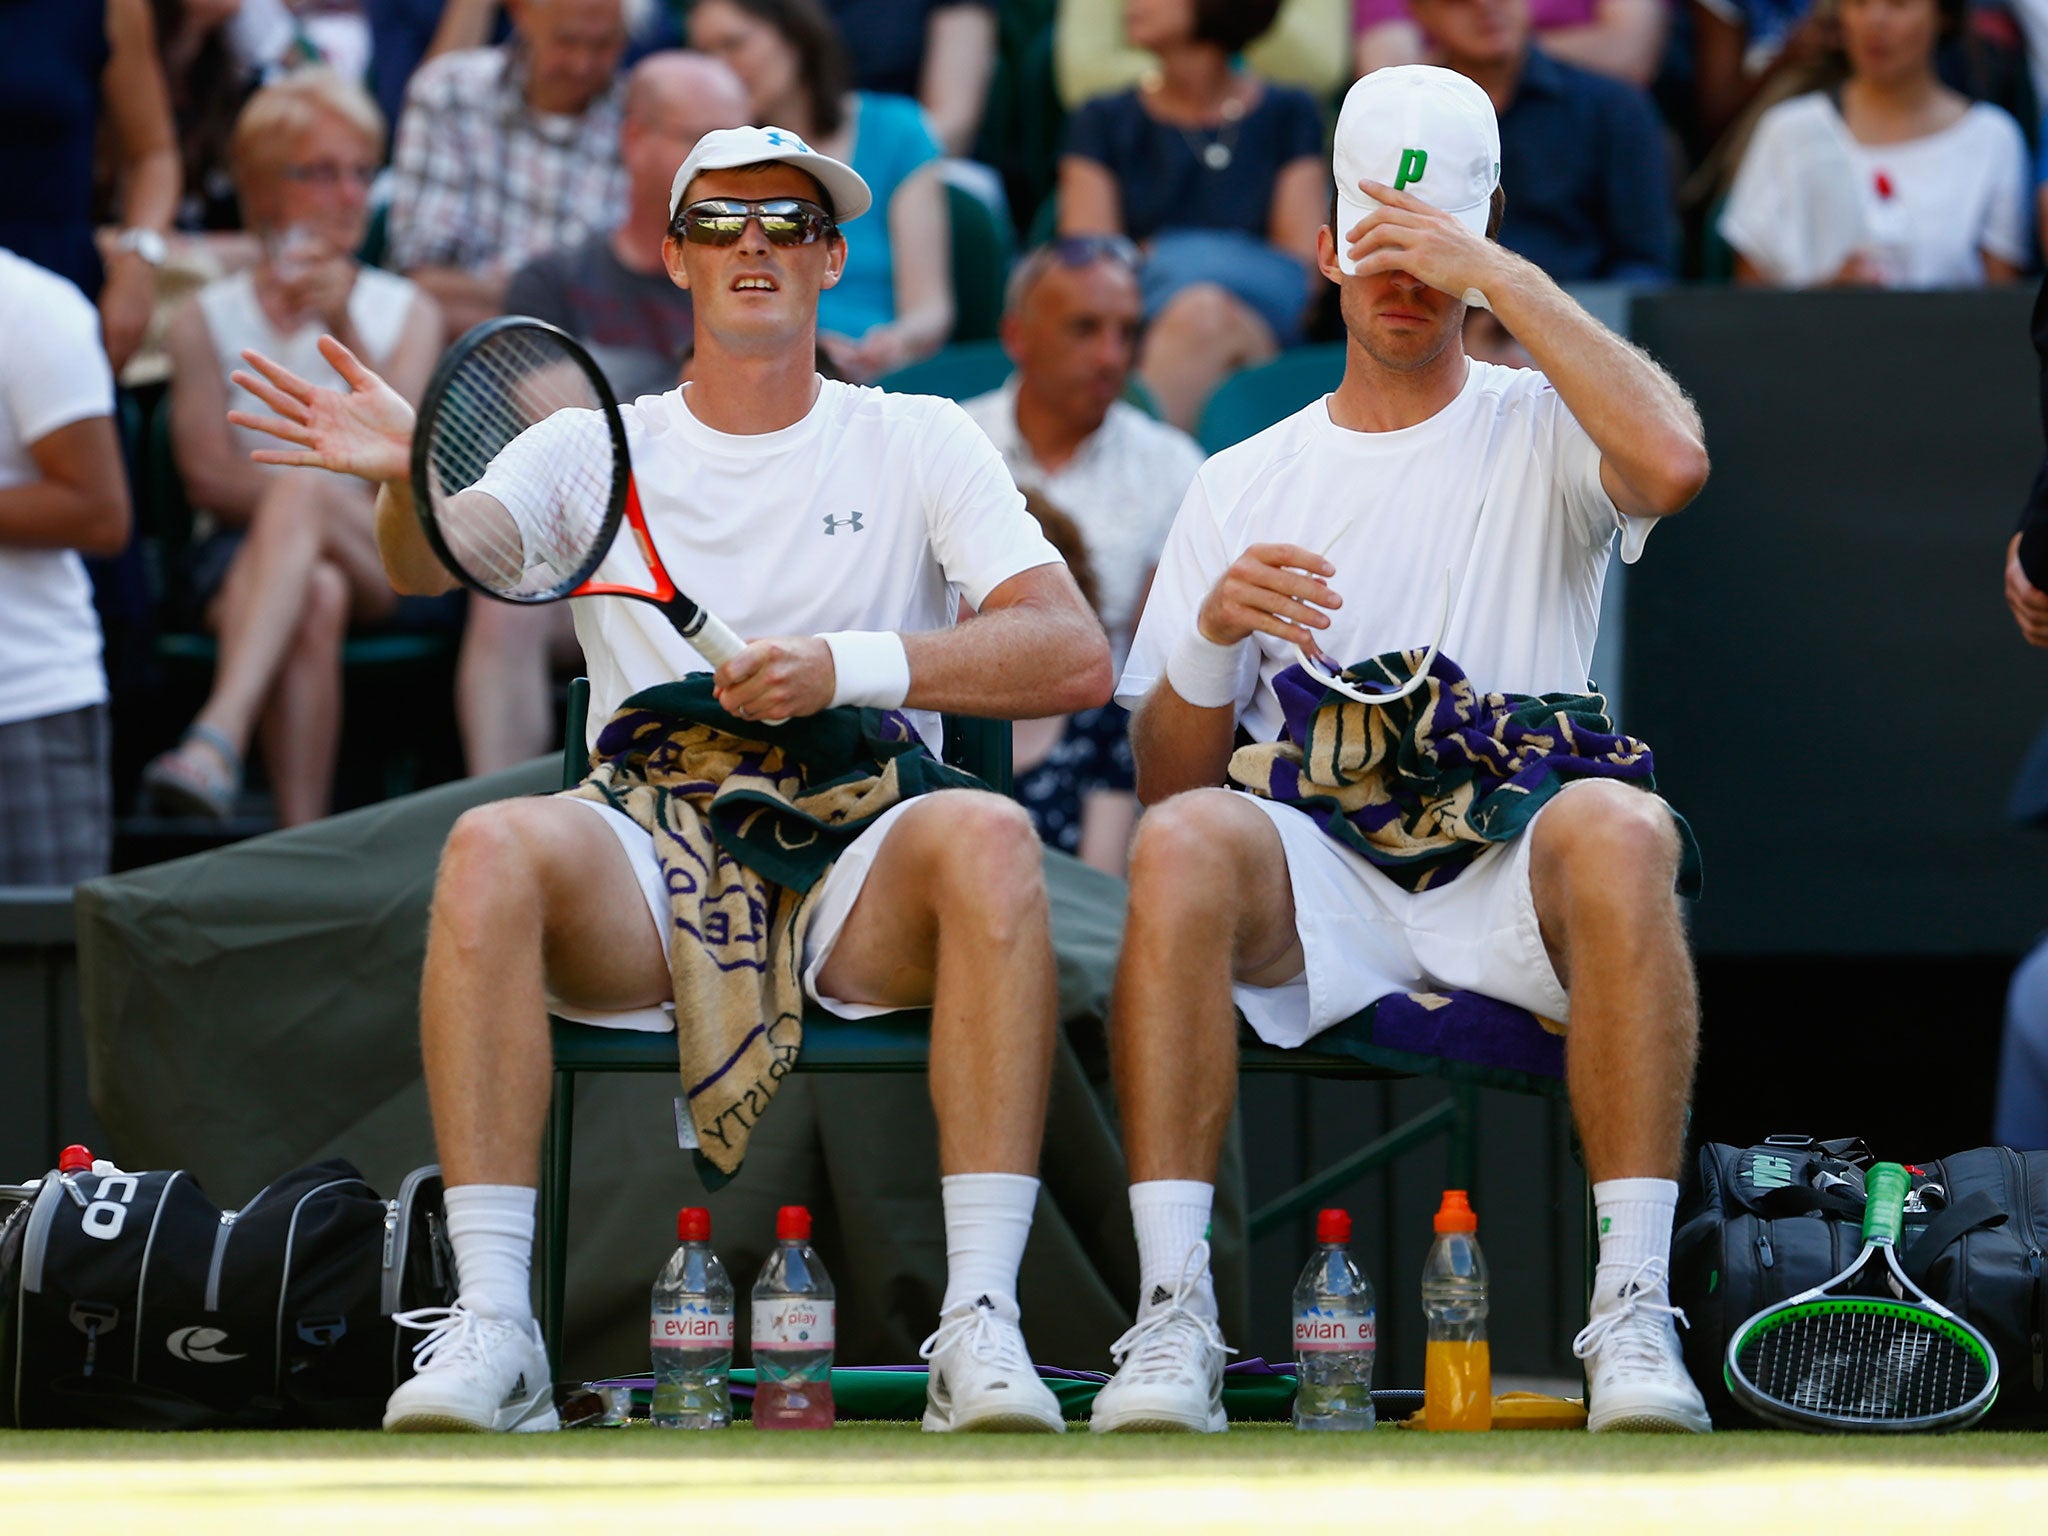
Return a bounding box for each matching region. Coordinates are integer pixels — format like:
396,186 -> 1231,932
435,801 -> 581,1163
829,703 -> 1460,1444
776,1205 -> 811,1241
677,1207 -> 710,1242
1316,1208 -> 1352,1244
1434,1189 -> 1478,1234
57,1145 -> 93,1174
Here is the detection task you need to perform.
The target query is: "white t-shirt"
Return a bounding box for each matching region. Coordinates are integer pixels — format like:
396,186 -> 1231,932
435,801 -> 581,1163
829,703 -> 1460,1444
473,379 -> 1063,753
961,380 -> 1205,658
0,249 -> 116,727
1719,93 -> 2031,289
1118,361 -> 1648,744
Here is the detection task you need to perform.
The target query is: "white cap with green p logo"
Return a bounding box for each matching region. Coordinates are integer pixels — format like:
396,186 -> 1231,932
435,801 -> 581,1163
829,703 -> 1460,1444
1332,65 -> 1502,289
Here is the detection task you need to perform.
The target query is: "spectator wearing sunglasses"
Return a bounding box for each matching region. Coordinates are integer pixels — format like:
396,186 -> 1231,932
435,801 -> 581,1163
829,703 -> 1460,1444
1058,0 -> 1326,433
690,0 -> 953,381
963,237 -> 1205,662
144,70 -> 442,825
386,0 -> 632,339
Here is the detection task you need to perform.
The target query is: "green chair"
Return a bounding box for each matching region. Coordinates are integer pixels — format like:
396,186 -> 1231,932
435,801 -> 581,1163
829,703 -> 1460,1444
875,339 -> 1014,401
1196,344 -> 1349,453
945,180 -> 1016,344
536,679 -> 1577,1365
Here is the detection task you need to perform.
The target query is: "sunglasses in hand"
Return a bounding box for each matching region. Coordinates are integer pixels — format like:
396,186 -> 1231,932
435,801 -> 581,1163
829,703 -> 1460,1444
671,198 -> 837,247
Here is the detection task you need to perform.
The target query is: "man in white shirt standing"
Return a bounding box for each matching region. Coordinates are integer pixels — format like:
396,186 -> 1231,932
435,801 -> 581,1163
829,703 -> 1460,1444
962,237 -> 1205,659
0,250 -> 133,885
231,127 -> 1110,1435
1090,66 -> 1715,1435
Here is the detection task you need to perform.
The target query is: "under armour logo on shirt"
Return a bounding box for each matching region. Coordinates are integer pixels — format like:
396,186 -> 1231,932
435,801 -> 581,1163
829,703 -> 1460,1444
823,511 -> 864,535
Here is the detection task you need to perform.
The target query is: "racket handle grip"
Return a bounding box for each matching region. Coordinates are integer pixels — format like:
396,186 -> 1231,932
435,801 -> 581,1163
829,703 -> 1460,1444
684,610 -> 747,669
1863,1162 -> 1909,1248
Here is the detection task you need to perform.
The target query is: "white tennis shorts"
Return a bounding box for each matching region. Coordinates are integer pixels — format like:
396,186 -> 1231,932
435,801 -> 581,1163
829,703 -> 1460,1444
545,795 -> 922,1034
1234,782 -> 1633,1048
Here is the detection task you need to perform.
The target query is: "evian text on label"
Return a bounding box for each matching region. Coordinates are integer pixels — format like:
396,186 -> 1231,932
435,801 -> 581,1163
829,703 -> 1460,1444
1294,1311 -> 1377,1351
651,1306 -> 734,1349
753,1299 -> 835,1349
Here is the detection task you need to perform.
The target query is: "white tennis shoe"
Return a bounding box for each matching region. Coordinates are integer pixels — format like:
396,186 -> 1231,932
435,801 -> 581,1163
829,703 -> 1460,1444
918,1294 -> 1065,1433
1572,1257 -> 1712,1433
1090,1242 -> 1233,1434
382,1304 -> 559,1433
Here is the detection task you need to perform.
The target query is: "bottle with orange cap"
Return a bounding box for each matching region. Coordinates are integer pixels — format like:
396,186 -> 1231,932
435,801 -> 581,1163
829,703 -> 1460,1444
1421,1189 -> 1491,1431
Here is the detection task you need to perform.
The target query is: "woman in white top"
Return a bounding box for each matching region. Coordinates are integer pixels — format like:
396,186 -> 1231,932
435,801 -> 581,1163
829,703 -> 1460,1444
145,68 -> 440,825
1719,0 -> 2030,288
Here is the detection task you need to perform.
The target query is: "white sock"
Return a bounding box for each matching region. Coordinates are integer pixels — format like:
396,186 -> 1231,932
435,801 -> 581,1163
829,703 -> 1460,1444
1592,1177 -> 1678,1311
940,1172 -> 1039,1315
1130,1180 -> 1216,1320
443,1183 -> 536,1323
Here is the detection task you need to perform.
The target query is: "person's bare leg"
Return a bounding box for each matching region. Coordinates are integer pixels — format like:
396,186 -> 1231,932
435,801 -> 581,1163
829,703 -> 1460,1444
256,560 -> 350,827
1112,789 -> 1302,1183
421,798 -> 672,1185
813,790 -> 1057,1174
1136,284 -> 1281,434
1531,780 -> 1709,1432
458,603 -> 571,777
1528,781 -> 1698,1184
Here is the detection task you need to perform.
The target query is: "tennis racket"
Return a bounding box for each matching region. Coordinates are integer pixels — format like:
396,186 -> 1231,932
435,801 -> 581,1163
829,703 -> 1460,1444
409,316 -> 746,667
1724,1162 -> 1999,1432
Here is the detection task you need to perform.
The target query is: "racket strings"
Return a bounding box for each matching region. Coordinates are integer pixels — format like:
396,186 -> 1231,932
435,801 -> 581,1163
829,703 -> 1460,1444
425,327 -> 616,599
1738,1306 -> 1989,1424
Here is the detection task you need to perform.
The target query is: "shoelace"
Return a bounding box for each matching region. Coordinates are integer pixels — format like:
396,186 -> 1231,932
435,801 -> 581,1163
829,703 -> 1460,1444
1570,1256 -> 1690,1369
917,1300 -> 1031,1371
392,1304 -> 494,1372
1108,1241 -> 1236,1381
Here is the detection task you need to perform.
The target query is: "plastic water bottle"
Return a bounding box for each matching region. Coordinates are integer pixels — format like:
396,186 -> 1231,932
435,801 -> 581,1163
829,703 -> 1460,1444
751,1205 -> 835,1430
1291,1207 -> 1377,1430
1422,1189 -> 1491,1431
651,1206 -> 734,1429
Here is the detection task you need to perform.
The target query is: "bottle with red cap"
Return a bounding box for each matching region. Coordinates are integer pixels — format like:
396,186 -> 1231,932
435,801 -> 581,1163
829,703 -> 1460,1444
651,1206 -> 734,1429
1291,1207 -> 1377,1429
1422,1189 -> 1491,1430
750,1205 -> 835,1430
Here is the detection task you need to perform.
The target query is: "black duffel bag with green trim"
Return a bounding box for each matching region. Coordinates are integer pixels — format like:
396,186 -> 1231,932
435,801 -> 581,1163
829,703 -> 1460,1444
1671,1134 -> 2048,1428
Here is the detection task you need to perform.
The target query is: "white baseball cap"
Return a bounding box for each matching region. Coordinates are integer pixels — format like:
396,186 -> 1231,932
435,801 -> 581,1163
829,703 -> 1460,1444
1332,65 -> 1501,277
667,124 -> 873,224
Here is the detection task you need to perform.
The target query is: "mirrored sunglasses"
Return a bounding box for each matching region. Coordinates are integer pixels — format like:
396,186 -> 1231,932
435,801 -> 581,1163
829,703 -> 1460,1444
673,198 -> 836,247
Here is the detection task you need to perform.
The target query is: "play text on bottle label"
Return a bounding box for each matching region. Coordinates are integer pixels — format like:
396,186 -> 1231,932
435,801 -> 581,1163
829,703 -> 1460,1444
753,1300 -> 835,1349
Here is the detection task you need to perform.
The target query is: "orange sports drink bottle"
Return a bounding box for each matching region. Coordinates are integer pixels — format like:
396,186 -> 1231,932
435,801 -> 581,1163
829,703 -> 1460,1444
1422,1190 -> 1491,1430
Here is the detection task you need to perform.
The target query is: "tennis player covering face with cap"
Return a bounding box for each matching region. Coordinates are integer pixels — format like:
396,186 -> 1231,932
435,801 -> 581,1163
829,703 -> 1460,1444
228,126 -> 1110,1435
1093,66 -> 1715,1435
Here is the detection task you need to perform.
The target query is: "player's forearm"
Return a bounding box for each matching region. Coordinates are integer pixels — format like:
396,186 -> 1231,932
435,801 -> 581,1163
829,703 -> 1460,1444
1129,683 -> 1238,806
375,478 -> 456,595
901,596 -> 1111,719
1484,253 -> 1709,516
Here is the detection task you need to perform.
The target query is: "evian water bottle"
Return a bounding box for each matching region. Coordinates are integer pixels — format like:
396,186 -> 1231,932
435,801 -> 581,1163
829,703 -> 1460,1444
1292,1207 -> 1377,1430
651,1206 -> 734,1428
751,1205 -> 835,1430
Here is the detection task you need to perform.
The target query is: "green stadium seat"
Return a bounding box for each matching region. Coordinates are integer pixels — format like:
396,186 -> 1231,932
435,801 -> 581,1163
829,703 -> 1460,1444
945,180 -> 1015,343
1196,343 -> 1348,454
876,339 -> 1014,401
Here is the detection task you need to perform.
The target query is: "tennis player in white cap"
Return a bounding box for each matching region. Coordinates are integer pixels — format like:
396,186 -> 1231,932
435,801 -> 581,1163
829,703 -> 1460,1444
229,124 -> 1108,1435
1093,66 -> 1715,1434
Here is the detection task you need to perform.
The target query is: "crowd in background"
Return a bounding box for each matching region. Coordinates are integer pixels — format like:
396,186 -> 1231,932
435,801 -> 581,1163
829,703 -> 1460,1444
2,0 -> 2044,894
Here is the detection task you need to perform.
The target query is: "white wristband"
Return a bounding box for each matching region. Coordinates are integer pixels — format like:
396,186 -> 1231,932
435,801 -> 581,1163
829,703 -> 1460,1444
1166,627 -> 1246,710
821,630 -> 912,710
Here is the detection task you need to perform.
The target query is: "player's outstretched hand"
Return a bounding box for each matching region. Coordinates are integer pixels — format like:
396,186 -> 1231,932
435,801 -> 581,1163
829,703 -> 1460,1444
1198,542 -> 1343,651
715,636 -> 837,722
1344,179 -> 1506,305
227,335 -> 415,485
2008,532 -> 2048,648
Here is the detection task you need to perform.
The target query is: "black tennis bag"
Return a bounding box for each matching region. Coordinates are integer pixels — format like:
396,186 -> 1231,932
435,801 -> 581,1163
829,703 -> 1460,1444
1670,1135 -> 2048,1428
0,1157 -> 453,1428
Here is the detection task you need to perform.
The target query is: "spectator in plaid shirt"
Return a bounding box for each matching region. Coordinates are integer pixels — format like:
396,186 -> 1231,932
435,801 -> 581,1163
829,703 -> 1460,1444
386,0 -> 632,336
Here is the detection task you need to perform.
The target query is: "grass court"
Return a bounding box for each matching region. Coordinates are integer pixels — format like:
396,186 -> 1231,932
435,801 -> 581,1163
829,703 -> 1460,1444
5,1424 -> 2045,1532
